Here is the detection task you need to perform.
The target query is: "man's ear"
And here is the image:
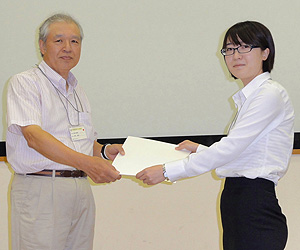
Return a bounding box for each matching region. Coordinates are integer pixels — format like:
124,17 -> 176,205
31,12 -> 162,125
39,40 -> 46,56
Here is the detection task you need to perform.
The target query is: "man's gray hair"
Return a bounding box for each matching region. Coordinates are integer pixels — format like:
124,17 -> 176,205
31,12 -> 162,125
39,13 -> 84,43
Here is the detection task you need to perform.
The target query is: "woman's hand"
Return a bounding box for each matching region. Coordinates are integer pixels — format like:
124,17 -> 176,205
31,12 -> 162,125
176,140 -> 199,153
136,165 -> 166,185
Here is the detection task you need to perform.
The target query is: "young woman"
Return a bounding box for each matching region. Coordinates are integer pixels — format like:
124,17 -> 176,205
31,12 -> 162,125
136,21 -> 294,250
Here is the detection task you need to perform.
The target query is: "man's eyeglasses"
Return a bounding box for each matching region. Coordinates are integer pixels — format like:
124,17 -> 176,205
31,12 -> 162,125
220,44 -> 260,56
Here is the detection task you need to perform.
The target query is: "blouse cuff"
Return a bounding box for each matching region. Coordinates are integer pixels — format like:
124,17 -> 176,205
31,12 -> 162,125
165,158 -> 189,182
196,144 -> 208,153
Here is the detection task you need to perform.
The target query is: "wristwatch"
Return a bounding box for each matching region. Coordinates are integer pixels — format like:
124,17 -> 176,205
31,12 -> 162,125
162,164 -> 169,180
101,143 -> 111,160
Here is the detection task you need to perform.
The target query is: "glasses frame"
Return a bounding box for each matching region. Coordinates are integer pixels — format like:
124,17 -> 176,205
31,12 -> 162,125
220,45 -> 260,56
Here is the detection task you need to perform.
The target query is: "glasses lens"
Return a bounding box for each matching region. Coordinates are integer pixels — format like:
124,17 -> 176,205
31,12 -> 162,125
237,45 -> 252,54
221,48 -> 234,56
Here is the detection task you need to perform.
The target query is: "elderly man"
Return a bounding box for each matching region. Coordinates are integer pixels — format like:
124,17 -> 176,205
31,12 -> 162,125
6,13 -> 123,250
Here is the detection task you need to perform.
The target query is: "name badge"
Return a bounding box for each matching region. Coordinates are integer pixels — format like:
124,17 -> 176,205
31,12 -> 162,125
69,126 -> 87,141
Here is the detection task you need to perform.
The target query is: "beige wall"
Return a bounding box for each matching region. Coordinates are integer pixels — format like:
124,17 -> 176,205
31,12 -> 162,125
1,154 -> 299,250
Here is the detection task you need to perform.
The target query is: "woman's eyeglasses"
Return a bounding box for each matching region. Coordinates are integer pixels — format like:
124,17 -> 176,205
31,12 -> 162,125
221,44 -> 260,56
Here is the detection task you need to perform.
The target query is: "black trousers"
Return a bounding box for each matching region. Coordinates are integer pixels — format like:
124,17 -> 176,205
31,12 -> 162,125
221,177 -> 287,250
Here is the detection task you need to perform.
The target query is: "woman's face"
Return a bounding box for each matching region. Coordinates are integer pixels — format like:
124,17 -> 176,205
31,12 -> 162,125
224,38 -> 270,86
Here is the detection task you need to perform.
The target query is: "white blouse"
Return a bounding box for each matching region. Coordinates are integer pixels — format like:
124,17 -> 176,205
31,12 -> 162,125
166,72 -> 294,185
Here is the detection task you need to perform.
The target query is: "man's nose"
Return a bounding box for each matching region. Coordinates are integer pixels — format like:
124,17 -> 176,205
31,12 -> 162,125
63,41 -> 71,52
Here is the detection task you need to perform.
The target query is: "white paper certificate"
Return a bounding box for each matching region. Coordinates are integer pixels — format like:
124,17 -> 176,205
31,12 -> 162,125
112,136 -> 190,176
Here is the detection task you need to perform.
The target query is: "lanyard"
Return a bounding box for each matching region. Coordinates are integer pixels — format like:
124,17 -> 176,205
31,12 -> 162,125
37,65 -> 84,126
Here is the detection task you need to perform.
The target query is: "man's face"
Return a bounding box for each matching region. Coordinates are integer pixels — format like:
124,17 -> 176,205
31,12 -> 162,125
39,21 -> 82,79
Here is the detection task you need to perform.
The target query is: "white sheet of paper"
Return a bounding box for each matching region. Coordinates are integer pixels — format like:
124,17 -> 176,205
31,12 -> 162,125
112,136 -> 190,176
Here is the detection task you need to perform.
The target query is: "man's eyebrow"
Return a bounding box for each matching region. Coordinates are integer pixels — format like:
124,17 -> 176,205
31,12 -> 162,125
71,35 -> 81,40
53,34 -> 81,40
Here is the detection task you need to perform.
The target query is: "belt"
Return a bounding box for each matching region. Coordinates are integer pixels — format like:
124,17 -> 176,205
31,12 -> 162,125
224,177 -> 274,191
25,169 -> 87,178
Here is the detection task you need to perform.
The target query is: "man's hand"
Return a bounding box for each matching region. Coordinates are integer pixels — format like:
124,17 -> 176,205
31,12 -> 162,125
84,156 -> 121,184
136,165 -> 165,185
105,144 -> 125,160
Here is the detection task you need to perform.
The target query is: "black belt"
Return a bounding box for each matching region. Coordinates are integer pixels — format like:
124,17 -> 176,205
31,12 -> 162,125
25,169 -> 87,178
224,177 -> 274,191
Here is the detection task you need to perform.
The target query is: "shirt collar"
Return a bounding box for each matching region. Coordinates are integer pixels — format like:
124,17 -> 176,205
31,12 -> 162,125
38,61 -> 78,94
233,72 -> 271,107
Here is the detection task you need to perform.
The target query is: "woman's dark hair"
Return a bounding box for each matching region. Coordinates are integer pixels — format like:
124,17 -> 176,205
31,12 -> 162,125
222,21 -> 275,77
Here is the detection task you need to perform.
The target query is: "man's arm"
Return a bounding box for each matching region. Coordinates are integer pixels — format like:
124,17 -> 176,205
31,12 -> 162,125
21,125 -> 121,183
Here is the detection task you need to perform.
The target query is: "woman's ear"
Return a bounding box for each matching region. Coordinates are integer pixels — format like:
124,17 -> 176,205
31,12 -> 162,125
262,48 -> 270,61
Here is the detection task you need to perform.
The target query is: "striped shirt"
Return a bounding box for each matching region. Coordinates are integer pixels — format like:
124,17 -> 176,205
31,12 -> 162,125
166,72 -> 295,185
6,61 -> 98,173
